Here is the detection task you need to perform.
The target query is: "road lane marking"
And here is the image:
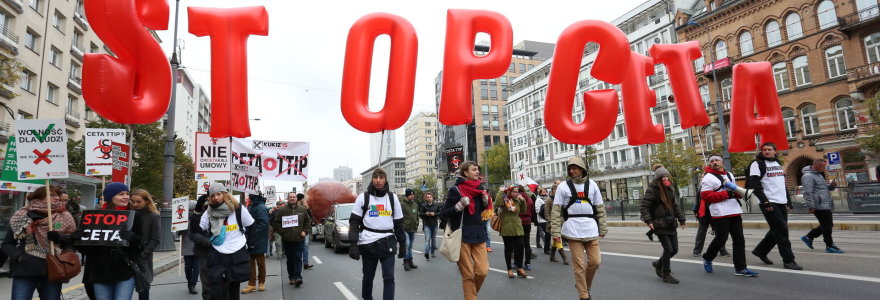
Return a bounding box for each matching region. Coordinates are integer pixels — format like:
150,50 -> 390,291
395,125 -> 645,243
488,267 -> 534,279
334,282 -> 358,300
313,256 -> 323,264
602,251 -> 880,283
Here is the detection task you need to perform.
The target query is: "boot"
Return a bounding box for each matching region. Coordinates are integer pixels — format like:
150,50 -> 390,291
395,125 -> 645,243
507,269 -> 515,278
560,250 -> 570,265
258,283 -> 265,292
187,283 -> 198,295
403,259 -> 411,271
550,250 -> 559,262
241,285 -> 257,294
662,270 -> 679,284
651,260 -> 662,278
516,268 -> 528,278
409,259 -> 418,269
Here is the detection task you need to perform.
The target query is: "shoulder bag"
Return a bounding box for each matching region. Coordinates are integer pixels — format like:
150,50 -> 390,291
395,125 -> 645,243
439,212 -> 464,262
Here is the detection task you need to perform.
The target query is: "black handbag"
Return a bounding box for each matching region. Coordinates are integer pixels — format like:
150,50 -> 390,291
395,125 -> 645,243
120,250 -> 152,293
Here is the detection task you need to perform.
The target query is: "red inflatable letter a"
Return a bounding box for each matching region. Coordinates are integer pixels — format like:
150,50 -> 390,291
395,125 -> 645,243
728,62 -> 788,152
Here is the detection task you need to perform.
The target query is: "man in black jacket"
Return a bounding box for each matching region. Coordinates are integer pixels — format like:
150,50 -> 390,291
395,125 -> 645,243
419,193 -> 442,260
188,194 -> 213,299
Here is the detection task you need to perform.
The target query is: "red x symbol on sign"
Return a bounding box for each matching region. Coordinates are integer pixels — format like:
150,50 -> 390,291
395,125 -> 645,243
33,149 -> 52,164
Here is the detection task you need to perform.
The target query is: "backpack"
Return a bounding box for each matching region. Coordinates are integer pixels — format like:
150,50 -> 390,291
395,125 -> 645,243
743,160 -> 767,189
359,192 -> 396,234
695,172 -> 739,218
562,180 -> 598,222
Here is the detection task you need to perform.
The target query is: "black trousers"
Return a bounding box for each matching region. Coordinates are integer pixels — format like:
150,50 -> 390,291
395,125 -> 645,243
184,255 -> 200,285
198,257 -> 212,300
657,234 -> 678,272
502,236 -> 524,270
521,224 -> 533,264
362,254 -> 395,300
703,216 -> 747,271
208,281 -> 240,300
806,209 -> 835,247
693,216 -> 728,254
754,203 -> 795,263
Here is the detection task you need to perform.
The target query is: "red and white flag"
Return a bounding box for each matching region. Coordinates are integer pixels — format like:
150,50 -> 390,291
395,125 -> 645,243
515,171 -> 539,193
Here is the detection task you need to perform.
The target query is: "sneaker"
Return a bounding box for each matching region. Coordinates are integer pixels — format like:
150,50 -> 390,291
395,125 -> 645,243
487,247 -> 493,253
703,260 -> 713,273
752,250 -> 774,265
735,268 -> 759,277
826,246 -> 845,254
783,262 -> 803,270
525,264 -> 532,271
662,272 -> 679,284
801,236 -> 814,249
425,253 -> 430,260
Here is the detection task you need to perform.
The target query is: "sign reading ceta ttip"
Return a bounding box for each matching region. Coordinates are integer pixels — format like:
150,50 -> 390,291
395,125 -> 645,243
84,128 -> 126,175
231,138 -> 309,181
14,119 -> 69,180
230,164 -> 260,194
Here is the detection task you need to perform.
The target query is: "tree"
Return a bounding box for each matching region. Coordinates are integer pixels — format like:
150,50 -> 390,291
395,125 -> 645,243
0,56 -> 22,98
857,91 -> 880,153
649,137 -> 704,190
583,145 -> 603,177
482,143 -> 511,189
406,173 -> 438,205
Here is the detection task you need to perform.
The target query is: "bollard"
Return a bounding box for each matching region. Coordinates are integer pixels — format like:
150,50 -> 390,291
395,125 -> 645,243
156,207 -> 176,251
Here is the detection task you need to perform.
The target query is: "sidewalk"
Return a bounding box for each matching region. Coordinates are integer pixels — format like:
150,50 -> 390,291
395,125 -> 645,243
0,241 -> 183,300
608,220 -> 880,231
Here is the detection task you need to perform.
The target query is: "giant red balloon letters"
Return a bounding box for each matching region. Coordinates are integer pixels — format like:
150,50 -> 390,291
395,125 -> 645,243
340,13 -> 418,133
81,7 -> 786,151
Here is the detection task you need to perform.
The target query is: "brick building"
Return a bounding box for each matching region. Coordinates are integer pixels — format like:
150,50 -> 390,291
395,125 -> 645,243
675,0 -> 880,186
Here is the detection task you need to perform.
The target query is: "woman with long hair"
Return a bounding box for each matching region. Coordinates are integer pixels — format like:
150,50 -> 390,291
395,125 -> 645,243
199,183 -> 254,300
639,165 -> 686,283
2,186 -> 77,300
495,185 -> 526,278
439,162 -> 492,300
130,189 -> 160,299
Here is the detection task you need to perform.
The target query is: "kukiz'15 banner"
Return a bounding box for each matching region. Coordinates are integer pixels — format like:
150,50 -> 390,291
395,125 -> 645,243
231,138 -> 309,181
84,128 -> 126,175
15,119 -> 68,180
76,210 -> 136,246
445,146 -> 464,174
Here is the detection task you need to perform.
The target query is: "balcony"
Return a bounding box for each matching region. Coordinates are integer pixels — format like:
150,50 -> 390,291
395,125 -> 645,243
846,62 -> 880,90
84,110 -> 100,123
0,121 -> 9,139
2,0 -> 24,13
65,109 -> 81,127
70,43 -> 84,60
648,72 -> 666,86
707,100 -> 732,114
0,83 -> 14,98
68,73 -> 82,94
73,9 -> 90,30
0,25 -> 19,55
651,101 -> 668,112
838,5 -> 879,32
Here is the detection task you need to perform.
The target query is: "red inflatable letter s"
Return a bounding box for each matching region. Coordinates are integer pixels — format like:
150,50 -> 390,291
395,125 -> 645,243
728,62 -> 788,152
82,0 -> 170,124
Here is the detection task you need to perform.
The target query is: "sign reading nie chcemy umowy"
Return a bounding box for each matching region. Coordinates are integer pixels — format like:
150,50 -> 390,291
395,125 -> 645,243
14,119 -> 69,180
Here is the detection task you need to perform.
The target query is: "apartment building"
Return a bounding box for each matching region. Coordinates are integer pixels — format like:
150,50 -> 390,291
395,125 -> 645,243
404,112 -> 437,184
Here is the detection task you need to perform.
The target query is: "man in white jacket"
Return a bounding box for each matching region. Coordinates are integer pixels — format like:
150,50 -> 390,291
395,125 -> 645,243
699,155 -> 757,277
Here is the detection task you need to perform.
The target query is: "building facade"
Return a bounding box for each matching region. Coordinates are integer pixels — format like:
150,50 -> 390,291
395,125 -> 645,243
360,157 -> 406,193
675,0 -> 880,186
506,0 -> 697,201
404,112 -> 437,185
370,130 -> 396,166
333,165 -> 353,182
173,68 -> 209,154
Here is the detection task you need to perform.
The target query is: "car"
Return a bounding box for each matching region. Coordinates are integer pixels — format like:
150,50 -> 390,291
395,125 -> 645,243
847,181 -> 880,213
323,203 -> 354,253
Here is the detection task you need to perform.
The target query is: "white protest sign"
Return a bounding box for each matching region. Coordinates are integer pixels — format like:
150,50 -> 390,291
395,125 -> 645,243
171,196 -> 190,232
15,119 -> 68,179
194,133 -> 231,178
231,138 -> 309,181
265,185 -> 277,202
281,215 -> 299,228
230,164 -> 260,194
84,128 -> 127,176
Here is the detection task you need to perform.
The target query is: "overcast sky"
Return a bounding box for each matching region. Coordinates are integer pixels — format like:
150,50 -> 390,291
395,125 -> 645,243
156,0 -> 648,192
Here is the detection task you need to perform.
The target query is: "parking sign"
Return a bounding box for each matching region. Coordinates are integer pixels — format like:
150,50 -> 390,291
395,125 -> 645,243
827,152 -> 841,170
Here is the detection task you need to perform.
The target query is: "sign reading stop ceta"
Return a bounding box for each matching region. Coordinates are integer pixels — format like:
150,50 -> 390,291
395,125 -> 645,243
14,119 -> 69,180
231,164 -> 260,195
231,138 -> 309,181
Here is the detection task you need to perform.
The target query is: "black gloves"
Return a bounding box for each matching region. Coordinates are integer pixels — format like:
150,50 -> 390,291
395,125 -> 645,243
397,241 -> 406,259
119,229 -> 139,242
70,229 -> 84,241
349,245 -> 360,261
47,231 -> 63,243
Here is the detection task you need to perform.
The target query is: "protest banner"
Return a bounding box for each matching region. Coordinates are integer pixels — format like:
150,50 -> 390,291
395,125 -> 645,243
231,138 -> 309,181
76,210 -> 136,247
84,129 -> 127,175
445,146 -> 463,174
1,137 -> 43,192
194,132 -> 231,178
265,185 -> 276,202
171,196 -> 190,232
111,142 -> 130,184
14,119 -> 68,180
230,164 -> 260,194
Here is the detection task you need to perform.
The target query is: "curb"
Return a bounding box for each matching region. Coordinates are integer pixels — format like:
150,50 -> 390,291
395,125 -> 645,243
607,221 -> 880,231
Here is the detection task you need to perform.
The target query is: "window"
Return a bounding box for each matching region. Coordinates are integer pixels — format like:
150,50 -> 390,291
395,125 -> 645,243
616,124 -> 626,139
836,98 -> 856,130
508,63 -> 515,72
801,104 -> 820,135
704,126 -> 716,150
527,64 -> 534,71
782,108 -> 797,138
699,84 -> 710,108
73,30 -> 83,49
28,0 -> 40,10
739,31 -> 754,56
866,33 -> 880,63
715,40 -> 728,59
480,81 -> 488,99
481,104 -> 489,114
24,29 -> 37,50
50,47 -> 62,67
772,62 -> 790,92
46,83 -> 58,104
519,63 -> 526,73
817,0 -> 838,29
67,95 -> 79,115
720,78 -> 732,101
766,21 -> 782,47
19,70 -> 34,91
792,56 -> 811,86
785,13 -> 803,40
694,57 -> 705,72
0,11 -> 9,30
825,46 -> 846,79
52,11 -> 65,31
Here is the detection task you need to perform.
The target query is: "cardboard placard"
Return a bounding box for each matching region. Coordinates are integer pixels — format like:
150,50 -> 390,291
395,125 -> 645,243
194,132 -> 231,176
76,210 -> 136,247
231,138 -> 309,181
111,142 -> 130,184
171,196 -> 190,232
281,215 -> 299,228
230,164 -> 260,194
84,128 -> 127,175
14,119 -> 69,179
265,185 -> 276,202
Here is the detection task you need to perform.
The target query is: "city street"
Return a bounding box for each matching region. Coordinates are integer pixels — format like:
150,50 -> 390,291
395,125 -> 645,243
136,226 -> 878,300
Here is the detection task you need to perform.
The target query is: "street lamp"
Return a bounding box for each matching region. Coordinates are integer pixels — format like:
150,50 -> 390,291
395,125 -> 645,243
687,21 -> 732,172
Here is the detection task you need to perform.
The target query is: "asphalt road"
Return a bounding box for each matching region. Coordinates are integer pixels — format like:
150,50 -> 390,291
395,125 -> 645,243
137,225 -> 879,300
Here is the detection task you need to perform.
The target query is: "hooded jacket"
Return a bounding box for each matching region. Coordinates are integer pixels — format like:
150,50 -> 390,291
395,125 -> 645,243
801,165 -> 836,210
247,195 -> 270,254
439,176 -> 489,244
639,180 -> 685,236
400,196 -> 420,233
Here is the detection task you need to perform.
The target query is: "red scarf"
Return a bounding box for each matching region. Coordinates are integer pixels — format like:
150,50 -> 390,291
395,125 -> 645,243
102,202 -> 129,210
457,179 -> 491,214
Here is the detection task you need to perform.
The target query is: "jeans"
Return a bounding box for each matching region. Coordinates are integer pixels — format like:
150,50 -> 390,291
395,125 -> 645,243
657,235 -> 679,272
703,216 -> 747,271
11,276 -> 62,300
404,232 -> 415,259
198,257 -> 212,300
501,236 -> 524,270
483,221 -> 491,246
362,254 -> 395,300
423,225 -> 438,254
457,243 -> 488,300
521,224 -> 533,265
806,209 -> 835,247
535,222 -> 546,249
303,234 -> 310,264
282,241 -> 305,280
754,203 -> 795,263
184,255 -> 200,285
93,276 -> 135,300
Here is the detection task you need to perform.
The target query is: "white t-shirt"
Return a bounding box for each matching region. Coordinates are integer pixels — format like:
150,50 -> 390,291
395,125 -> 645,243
700,172 -> 743,217
200,206 -> 255,254
750,160 -> 787,204
553,180 -> 603,239
352,193 -> 403,245
535,197 -> 547,224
